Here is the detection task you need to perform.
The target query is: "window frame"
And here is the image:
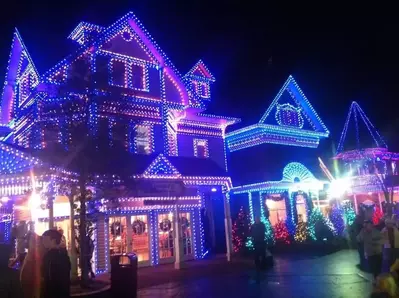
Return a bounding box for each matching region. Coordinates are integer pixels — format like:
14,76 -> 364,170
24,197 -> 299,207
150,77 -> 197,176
193,138 -> 209,158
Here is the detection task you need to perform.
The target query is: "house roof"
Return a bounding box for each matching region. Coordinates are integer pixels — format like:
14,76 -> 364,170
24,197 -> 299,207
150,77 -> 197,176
25,145 -> 228,178
1,29 -> 40,124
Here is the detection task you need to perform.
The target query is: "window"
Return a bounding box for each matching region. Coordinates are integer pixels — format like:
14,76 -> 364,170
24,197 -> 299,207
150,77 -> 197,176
193,139 -> 209,158
135,125 -> 152,154
131,64 -> 144,89
110,59 -> 126,87
266,198 -> 287,226
296,195 -> 308,222
194,82 -> 210,98
109,58 -> 147,90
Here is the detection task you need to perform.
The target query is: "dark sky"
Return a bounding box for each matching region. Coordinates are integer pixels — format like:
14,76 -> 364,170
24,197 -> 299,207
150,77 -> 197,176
1,1 -> 398,151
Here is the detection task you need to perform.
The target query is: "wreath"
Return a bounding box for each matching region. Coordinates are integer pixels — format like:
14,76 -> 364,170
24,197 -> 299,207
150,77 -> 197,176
180,217 -> 190,232
132,220 -> 146,235
111,222 -> 123,236
159,218 -> 172,232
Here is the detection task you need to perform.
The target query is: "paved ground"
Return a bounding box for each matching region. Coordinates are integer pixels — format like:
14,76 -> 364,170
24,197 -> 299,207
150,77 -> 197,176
91,250 -> 374,298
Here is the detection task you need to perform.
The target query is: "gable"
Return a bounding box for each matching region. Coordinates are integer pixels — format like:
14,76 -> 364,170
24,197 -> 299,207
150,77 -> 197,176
226,76 -> 329,151
0,142 -> 42,175
1,30 -> 39,125
259,75 -> 329,134
185,60 -> 215,82
99,26 -> 155,63
143,154 -> 181,178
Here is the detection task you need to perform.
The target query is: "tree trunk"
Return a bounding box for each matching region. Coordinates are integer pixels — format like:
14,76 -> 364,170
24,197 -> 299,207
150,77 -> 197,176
69,193 -> 78,281
79,174 -> 89,287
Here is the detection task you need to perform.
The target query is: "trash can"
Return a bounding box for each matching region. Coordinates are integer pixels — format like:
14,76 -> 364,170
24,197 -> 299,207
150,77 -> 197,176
111,254 -> 138,298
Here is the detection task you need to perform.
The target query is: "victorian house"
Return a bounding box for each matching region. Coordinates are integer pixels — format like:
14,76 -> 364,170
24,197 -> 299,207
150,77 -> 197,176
0,12 -> 240,271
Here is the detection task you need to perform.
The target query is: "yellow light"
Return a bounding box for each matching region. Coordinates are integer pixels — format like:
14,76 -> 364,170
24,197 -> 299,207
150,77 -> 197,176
29,192 -> 41,209
265,199 -> 275,209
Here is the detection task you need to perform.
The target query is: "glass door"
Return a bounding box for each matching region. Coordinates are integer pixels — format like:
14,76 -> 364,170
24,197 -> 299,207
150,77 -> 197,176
109,217 -> 128,255
130,215 -> 150,265
179,212 -> 194,260
158,213 -> 174,263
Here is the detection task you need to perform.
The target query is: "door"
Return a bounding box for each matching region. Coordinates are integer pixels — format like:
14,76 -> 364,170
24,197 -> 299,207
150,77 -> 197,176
179,212 -> 194,260
157,212 -> 174,263
130,214 -> 151,266
109,216 -> 128,255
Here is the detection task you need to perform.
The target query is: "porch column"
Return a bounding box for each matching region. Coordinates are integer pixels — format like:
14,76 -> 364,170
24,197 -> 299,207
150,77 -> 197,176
223,192 -> 233,262
353,194 -> 359,214
174,205 -> 184,269
126,216 -> 132,253
48,196 -> 54,229
378,193 -> 383,211
248,192 -> 254,223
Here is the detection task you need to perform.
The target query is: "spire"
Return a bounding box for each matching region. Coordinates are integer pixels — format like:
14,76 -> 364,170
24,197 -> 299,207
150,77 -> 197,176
337,101 -> 387,153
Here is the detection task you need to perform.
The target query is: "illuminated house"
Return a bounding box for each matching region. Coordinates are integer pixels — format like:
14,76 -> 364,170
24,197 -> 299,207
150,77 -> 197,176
333,102 -> 399,215
0,12 -> 240,270
226,76 -> 331,236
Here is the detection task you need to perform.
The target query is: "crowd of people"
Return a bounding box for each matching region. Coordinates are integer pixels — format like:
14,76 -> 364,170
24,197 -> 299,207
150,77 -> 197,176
355,215 -> 399,298
0,229 -> 71,298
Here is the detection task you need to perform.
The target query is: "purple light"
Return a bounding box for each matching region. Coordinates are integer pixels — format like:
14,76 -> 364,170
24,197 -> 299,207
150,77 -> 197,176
211,187 -> 217,192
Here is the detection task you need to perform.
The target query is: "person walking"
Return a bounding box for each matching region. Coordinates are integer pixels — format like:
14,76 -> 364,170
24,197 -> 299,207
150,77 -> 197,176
381,218 -> 399,273
41,229 -> 71,298
0,243 -> 23,297
357,220 -> 383,281
20,232 -> 44,298
250,217 -> 266,270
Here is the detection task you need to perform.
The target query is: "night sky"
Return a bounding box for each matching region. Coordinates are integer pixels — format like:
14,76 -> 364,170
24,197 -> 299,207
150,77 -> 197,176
1,2 -> 398,154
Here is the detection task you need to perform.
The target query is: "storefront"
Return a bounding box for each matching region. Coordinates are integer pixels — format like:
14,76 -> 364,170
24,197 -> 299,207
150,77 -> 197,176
230,162 -> 328,232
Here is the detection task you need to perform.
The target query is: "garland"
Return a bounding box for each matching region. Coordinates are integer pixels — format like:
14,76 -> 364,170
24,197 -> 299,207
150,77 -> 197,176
159,218 -> 172,232
180,217 -> 189,232
111,221 -> 123,236
132,220 -> 146,235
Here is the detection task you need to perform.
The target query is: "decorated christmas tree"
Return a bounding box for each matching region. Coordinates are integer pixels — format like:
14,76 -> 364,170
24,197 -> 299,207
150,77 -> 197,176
261,216 -> 275,246
329,206 -> 345,236
274,221 -> 290,244
294,215 -> 308,242
342,202 -> 356,226
232,206 -> 250,253
372,206 -> 384,225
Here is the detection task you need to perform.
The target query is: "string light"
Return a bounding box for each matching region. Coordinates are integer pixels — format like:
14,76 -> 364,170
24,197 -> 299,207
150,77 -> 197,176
0,11 -> 242,270
337,101 -> 387,153
226,75 -> 329,151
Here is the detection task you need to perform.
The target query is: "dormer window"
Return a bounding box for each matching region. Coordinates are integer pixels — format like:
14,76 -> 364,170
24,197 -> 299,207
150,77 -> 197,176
193,82 -> 210,99
193,139 -> 209,158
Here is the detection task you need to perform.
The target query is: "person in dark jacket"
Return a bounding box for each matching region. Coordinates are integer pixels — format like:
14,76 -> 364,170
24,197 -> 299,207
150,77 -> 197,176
41,229 -> 71,298
250,217 -> 266,270
0,243 -> 23,298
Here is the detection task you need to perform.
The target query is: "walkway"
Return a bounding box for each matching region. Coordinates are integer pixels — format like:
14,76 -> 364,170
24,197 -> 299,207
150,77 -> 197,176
80,250 -> 373,297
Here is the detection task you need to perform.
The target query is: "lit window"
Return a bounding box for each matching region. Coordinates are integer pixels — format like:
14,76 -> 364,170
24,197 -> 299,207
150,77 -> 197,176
135,125 -> 152,154
296,195 -> 307,222
266,198 -> 287,226
194,82 -> 210,98
193,139 -> 209,158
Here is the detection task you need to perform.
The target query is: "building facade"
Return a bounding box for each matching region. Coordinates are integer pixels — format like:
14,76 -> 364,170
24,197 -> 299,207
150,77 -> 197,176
226,75 -> 332,238
0,12 -> 240,271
